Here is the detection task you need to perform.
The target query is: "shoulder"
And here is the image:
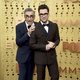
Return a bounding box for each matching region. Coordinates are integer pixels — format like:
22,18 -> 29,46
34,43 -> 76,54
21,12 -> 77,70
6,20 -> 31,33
34,22 -> 38,27
49,21 -> 58,26
34,22 -> 38,24
16,21 -> 25,29
34,22 -> 39,28
49,21 -> 58,27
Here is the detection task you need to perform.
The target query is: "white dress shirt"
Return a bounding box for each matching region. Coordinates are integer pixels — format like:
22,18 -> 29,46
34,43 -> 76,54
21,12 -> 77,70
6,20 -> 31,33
41,21 -> 49,33
25,21 -> 35,30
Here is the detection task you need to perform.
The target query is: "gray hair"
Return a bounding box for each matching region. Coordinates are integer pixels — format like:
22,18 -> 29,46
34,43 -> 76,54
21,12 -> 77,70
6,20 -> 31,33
24,8 -> 35,14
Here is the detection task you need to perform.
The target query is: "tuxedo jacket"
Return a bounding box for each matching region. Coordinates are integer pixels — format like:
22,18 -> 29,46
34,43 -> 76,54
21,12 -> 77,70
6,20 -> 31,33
30,21 -> 60,64
16,21 -> 37,63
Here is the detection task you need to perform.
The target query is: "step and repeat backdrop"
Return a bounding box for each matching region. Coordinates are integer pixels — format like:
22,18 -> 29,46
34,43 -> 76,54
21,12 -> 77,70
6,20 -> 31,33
0,0 -> 80,80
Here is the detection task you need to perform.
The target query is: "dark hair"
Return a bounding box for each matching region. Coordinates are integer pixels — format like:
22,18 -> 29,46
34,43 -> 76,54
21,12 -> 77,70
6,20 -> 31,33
38,4 -> 49,13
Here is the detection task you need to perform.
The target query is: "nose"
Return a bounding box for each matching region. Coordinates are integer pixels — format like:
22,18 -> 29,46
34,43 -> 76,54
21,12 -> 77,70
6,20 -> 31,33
28,18 -> 32,21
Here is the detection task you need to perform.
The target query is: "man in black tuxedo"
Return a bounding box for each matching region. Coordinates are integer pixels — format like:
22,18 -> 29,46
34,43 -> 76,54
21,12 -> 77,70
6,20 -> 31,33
30,4 -> 60,80
16,8 -> 37,80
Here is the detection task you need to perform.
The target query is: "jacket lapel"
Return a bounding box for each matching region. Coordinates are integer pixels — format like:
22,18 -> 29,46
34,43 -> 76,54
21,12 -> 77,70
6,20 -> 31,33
23,21 -> 28,32
38,22 -> 48,35
47,22 -> 52,36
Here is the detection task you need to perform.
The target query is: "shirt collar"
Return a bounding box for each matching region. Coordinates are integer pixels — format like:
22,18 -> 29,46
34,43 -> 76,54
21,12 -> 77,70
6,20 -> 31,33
40,21 -> 49,25
25,21 -> 35,27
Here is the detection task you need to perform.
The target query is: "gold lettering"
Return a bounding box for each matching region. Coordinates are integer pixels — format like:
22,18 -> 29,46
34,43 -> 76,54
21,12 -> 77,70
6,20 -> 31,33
59,67 -> 67,73
63,42 -> 69,51
69,67 -> 76,74
63,42 -> 80,53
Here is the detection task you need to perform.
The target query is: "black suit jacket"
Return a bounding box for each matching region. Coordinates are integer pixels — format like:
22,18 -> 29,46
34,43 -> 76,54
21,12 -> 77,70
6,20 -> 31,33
30,21 -> 60,64
16,21 -> 37,63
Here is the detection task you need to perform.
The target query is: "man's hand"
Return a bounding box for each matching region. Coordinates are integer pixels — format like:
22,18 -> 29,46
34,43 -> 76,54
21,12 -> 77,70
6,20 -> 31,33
46,44 -> 51,51
48,41 -> 55,48
46,41 -> 55,51
27,25 -> 35,36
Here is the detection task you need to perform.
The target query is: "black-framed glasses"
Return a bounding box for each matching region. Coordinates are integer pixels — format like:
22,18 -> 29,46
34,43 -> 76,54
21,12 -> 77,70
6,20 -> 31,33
25,15 -> 34,18
39,13 -> 48,16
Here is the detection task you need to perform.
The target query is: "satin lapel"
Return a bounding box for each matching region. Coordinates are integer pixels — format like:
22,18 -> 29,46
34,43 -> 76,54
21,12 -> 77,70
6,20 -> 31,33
38,22 -> 48,35
23,21 -> 28,32
47,22 -> 53,37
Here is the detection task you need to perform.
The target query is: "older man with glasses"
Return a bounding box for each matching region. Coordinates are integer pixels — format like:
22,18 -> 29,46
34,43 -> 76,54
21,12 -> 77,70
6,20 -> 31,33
16,8 -> 37,80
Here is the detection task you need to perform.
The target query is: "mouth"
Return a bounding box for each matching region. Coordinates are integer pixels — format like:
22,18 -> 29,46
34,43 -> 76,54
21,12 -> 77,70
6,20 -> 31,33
28,21 -> 33,23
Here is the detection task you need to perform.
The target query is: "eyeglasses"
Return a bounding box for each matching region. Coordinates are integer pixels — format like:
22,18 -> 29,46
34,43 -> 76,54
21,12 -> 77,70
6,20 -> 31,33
39,13 -> 48,16
25,15 -> 34,18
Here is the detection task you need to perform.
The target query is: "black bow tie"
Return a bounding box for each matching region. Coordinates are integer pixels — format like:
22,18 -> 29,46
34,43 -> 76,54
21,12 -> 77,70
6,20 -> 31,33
43,24 -> 49,27
28,25 -> 31,28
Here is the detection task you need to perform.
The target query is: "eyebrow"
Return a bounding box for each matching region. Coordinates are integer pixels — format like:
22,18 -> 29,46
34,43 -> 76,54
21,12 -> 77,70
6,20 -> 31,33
39,13 -> 48,15
25,14 -> 35,16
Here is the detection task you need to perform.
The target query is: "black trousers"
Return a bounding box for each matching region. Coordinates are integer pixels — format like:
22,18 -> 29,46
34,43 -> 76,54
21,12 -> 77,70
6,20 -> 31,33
36,63 -> 59,80
18,60 -> 34,80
